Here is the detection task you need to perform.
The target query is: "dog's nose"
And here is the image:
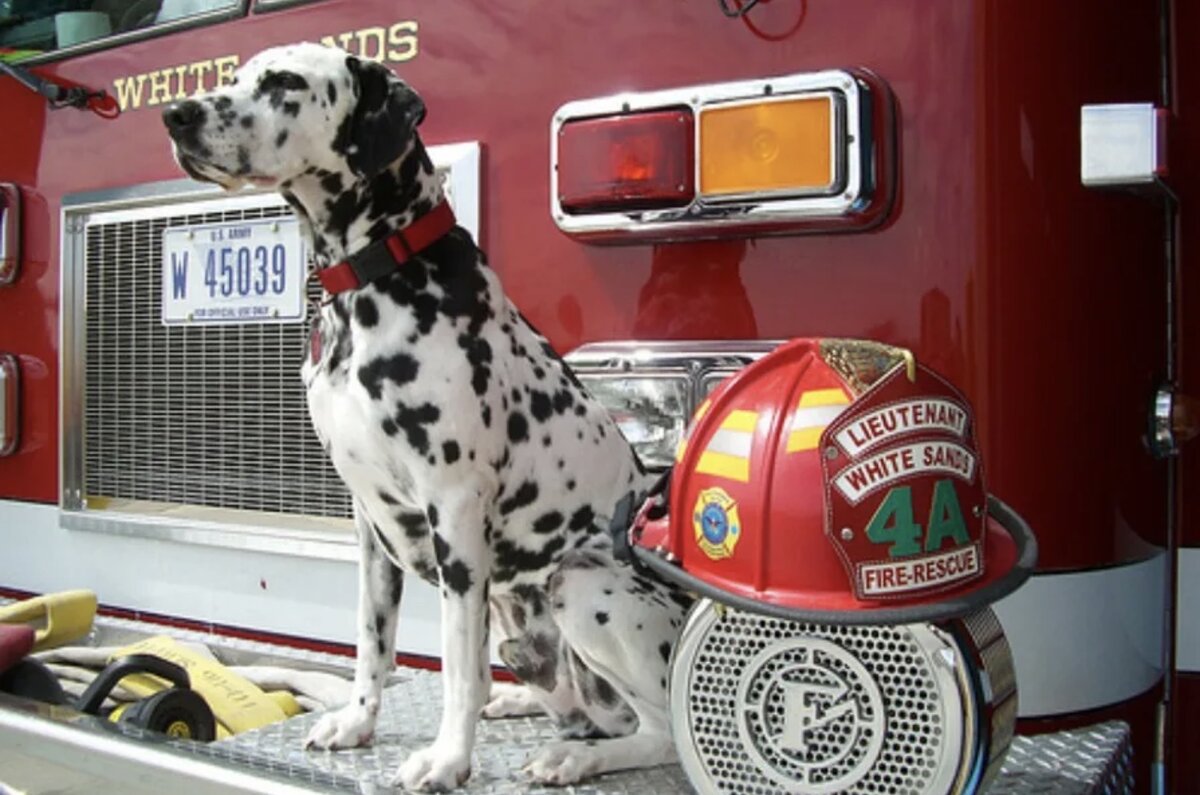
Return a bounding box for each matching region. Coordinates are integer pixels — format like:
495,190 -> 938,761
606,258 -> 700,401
162,100 -> 206,135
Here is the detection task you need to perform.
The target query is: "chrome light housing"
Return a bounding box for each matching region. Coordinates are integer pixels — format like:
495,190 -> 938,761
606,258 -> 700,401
564,340 -> 780,470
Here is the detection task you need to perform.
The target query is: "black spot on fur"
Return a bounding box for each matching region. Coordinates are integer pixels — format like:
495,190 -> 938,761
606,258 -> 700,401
320,171 -> 343,196
481,405 -> 492,428
355,295 -> 379,327
499,481 -> 539,515
442,440 -> 460,464
378,489 -> 399,505
532,511 -> 563,535
507,412 -> 529,444
357,352 -> 418,399
427,504 -> 439,528
395,511 -> 428,540
493,536 -> 566,584
239,115 -> 253,129
236,146 -> 251,176
433,532 -> 473,596
275,130 -> 289,148
282,101 -> 301,117
510,583 -> 546,617
569,505 -> 595,532
390,402 -> 441,455
458,335 -> 492,396
658,642 -> 672,663
595,612 -> 609,626
594,676 -> 619,706
256,70 -> 309,102
530,390 -> 553,422
326,80 -> 338,105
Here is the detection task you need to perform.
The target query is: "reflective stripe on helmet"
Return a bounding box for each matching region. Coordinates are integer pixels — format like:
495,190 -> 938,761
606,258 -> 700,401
786,388 -> 850,452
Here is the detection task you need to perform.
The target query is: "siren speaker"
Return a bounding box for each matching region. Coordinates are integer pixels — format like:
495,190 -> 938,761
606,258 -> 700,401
670,602 -> 1016,795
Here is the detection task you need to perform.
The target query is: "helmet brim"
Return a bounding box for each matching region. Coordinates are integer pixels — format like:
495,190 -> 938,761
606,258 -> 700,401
631,494 -> 1037,626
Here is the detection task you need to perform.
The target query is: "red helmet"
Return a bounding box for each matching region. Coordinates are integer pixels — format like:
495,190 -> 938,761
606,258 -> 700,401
629,338 -> 1036,624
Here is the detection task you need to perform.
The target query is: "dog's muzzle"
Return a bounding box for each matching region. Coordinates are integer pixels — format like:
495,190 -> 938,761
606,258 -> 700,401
163,100 -> 207,145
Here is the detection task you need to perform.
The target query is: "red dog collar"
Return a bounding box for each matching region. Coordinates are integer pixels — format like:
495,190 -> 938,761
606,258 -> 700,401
316,201 -> 457,294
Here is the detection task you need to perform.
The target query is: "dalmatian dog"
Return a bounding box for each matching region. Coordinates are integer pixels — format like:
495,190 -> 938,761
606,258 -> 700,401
162,43 -> 690,790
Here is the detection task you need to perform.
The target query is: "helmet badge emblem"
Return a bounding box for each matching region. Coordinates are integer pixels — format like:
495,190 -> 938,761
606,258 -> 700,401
693,487 -> 742,560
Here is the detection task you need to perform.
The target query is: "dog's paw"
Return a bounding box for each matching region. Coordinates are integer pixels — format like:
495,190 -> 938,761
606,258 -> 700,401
393,744 -> 471,792
481,682 -> 544,719
523,741 -> 601,786
304,704 -> 376,751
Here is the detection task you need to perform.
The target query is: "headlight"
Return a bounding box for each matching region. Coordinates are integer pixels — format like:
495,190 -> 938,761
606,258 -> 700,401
565,340 -> 781,471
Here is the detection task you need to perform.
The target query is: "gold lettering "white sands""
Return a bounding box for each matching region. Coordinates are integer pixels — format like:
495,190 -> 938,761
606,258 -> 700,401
112,20 -> 419,112
834,441 -> 976,504
834,398 -> 967,457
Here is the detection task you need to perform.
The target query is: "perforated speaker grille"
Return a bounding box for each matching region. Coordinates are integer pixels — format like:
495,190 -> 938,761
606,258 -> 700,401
671,602 -> 985,795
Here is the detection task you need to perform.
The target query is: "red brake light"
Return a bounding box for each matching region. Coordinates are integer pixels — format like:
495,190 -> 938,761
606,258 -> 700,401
557,109 -> 694,213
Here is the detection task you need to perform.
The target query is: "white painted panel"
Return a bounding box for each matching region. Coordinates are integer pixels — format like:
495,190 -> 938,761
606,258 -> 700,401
993,553 -> 1167,717
1177,547 -> 1200,672
0,500 -> 442,659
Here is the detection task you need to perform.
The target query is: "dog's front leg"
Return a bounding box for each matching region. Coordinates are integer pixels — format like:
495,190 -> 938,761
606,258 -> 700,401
395,494 -> 491,791
306,504 -> 402,750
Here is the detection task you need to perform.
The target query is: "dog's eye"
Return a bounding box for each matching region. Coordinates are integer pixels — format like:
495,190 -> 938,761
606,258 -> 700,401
258,71 -> 310,94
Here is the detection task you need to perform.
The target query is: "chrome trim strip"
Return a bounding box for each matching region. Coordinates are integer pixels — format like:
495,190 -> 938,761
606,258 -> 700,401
59,509 -> 355,561
61,177 -> 229,209
14,2 -> 251,67
550,70 -> 888,240
0,354 -> 17,457
0,183 -> 20,285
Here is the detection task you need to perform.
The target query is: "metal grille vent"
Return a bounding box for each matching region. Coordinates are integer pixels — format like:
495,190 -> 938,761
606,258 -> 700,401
83,204 -> 351,519
672,602 -> 968,795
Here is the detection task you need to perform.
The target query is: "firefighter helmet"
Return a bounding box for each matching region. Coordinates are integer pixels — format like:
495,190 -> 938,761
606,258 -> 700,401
629,337 -> 1036,625
624,338 -> 1036,795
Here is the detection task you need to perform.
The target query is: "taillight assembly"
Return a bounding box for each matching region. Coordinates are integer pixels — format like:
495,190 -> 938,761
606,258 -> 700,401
558,109 -> 694,213
0,354 -> 18,457
0,183 -> 21,286
551,70 -> 894,241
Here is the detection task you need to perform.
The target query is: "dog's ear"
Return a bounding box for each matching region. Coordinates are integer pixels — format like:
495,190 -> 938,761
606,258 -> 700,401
341,56 -> 426,177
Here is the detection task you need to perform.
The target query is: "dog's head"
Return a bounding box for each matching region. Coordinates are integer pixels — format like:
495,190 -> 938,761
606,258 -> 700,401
162,42 -> 425,190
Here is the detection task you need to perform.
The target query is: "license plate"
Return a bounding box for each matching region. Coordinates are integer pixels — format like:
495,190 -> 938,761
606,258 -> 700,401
161,218 -> 306,326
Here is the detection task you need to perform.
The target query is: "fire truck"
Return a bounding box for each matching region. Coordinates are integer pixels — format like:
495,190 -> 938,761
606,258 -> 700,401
0,0 -> 1193,793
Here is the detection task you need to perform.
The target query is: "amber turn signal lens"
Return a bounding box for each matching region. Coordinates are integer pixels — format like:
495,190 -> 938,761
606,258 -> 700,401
699,95 -> 836,197
557,109 -> 694,214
